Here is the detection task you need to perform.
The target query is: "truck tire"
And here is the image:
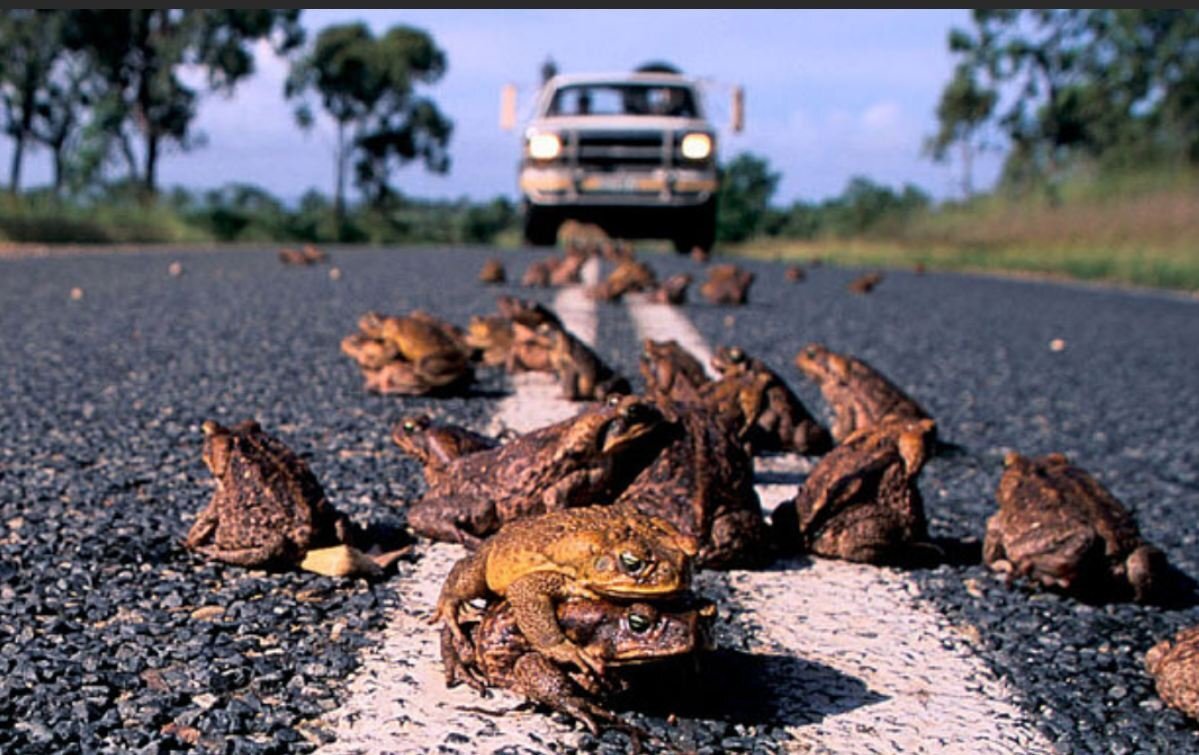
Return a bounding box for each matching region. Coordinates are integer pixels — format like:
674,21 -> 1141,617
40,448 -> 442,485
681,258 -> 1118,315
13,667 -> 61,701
672,200 -> 717,255
523,205 -> 560,247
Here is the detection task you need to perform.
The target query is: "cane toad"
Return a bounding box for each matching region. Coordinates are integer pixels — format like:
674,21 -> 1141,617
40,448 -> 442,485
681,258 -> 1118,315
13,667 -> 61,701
479,258 -> 507,284
497,296 -> 563,373
982,452 -> 1170,603
522,258 -> 556,288
795,343 -> 934,444
639,339 -> 710,403
700,264 -> 754,305
617,403 -> 770,569
408,396 -> 673,545
185,420 -> 352,567
442,595 -> 716,735
380,314 -> 473,389
647,273 -> 693,305
392,414 -> 500,487
433,505 -> 697,676
538,323 -> 631,401
848,272 -> 883,294
772,419 -> 937,564
590,259 -> 657,301
463,314 -> 514,367
1146,625 -> 1199,721
711,346 -> 832,456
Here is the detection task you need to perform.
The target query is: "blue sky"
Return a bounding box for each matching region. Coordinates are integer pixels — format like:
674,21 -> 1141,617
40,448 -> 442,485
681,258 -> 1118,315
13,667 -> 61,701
5,10 -> 1003,205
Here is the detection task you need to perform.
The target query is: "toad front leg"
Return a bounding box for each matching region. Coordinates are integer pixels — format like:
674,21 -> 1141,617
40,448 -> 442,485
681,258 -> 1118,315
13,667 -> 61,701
431,549 -> 490,647
506,572 -> 606,677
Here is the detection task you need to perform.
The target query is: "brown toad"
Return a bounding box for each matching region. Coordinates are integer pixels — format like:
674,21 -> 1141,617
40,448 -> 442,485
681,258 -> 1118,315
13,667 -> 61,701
639,338 -> 710,404
1146,625 -> 1199,721
536,323 -> 631,401
497,296 -> 563,373
433,505 -> 697,676
407,396 -> 673,546
848,271 -> 883,294
647,273 -> 693,305
185,420 -> 352,568
771,419 -> 937,564
479,258 -> 507,284
983,452 -> 1170,603
710,346 -> 832,456
442,595 -> 715,737
589,259 -> 657,301
616,402 -> 771,569
462,314 -> 514,367
795,343 -> 934,444
391,414 -> 500,488
699,264 -> 754,305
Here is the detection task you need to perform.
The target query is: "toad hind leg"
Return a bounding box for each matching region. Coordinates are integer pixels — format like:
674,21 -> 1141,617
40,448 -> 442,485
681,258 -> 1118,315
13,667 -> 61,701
431,550 -> 489,647
507,572 -> 605,677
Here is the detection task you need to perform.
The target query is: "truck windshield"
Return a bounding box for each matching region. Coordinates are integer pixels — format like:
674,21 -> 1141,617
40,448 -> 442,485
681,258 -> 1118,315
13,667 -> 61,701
546,84 -> 698,118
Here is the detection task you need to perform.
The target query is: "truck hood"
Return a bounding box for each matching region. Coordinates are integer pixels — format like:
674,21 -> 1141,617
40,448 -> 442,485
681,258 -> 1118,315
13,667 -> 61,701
530,115 -> 711,133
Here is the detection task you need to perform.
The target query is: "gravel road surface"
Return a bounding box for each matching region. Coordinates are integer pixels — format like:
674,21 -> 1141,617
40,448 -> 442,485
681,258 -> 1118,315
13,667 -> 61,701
0,245 -> 1196,753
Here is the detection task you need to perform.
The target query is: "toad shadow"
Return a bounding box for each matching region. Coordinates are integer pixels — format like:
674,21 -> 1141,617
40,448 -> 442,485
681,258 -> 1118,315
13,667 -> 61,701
619,648 -> 886,728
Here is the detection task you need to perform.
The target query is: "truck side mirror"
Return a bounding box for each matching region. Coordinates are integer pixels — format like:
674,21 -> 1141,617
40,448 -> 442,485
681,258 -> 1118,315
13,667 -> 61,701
500,84 -> 518,131
731,86 -> 745,133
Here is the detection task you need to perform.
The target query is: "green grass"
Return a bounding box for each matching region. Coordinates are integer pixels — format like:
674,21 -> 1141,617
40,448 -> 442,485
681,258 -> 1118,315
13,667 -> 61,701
0,194 -> 206,245
728,169 -> 1199,292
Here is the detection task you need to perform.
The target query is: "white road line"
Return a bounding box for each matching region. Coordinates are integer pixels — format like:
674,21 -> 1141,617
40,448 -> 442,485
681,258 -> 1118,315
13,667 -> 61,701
318,258 -> 601,754
624,295 -> 1055,754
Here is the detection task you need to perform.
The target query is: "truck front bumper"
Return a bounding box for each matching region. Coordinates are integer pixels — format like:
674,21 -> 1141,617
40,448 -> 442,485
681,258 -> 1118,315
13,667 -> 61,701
520,166 -> 717,207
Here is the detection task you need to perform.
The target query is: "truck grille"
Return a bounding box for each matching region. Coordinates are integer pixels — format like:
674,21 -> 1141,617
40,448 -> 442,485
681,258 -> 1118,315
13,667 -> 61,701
572,132 -> 667,170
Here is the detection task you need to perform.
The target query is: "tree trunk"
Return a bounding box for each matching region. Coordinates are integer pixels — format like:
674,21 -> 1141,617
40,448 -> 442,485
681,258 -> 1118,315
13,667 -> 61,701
52,145 -> 66,196
143,131 -> 159,197
334,120 -> 347,237
960,138 -> 973,199
9,134 -> 25,193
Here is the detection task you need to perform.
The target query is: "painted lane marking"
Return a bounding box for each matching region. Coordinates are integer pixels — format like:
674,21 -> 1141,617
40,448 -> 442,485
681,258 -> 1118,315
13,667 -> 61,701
624,293 -> 1055,754
318,258 -> 601,753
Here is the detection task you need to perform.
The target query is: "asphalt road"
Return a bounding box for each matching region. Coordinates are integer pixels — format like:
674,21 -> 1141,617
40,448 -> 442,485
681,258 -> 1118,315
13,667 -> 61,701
0,245 -> 1196,753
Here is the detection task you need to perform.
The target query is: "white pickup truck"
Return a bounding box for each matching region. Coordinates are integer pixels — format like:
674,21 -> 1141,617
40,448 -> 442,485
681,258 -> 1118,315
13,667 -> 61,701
505,68 -> 742,252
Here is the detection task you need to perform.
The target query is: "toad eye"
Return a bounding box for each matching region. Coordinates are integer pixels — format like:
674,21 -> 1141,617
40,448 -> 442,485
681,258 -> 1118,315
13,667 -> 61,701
729,347 -> 744,362
536,322 -> 554,335
606,395 -> 622,407
402,420 -> 417,432
627,612 -> 653,634
619,552 -> 645,573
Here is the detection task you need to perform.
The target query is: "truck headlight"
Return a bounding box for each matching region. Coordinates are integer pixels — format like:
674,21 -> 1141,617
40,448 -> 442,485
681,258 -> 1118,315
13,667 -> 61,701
527,132 -> 562,160
680,132 -> 713,160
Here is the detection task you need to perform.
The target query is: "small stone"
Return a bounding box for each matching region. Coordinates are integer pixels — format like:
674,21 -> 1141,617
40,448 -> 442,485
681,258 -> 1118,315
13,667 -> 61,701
167,262 -> 184,277
70,287 -> 84,301
328,267 -> 342,280
190,606 -> 225,621
1049,338 -> 1066,352
192,693 -> 218,710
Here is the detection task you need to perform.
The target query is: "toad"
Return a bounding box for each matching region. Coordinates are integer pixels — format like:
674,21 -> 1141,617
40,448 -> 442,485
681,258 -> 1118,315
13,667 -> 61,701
639,338 -> 710,404
549,250 -> 587,286
432,505 -> 697,676
522,258 -> 556,288
772,419 -> 938,564
497,296 -> 563,373
983,452 -> 1171,603
710,346 -> 832,455
379,313 -> 473,390
392,414 -> 500,487
479,258 -> 507,284
699,264 -> 754,305
340,333 -> 399,370
185,420 -> 353,568
616,403 -> 770,569
462,314 -> 514,367
794,343 -> 934,444
442,595 -> 716,736
647,273 -> 693,305
408,396 -> 673,545
589,259 -> 657,301
536,323 -> 631,401
1146,625 -> 1199,721
848,271 -> 883,294
784,265 -> 806,283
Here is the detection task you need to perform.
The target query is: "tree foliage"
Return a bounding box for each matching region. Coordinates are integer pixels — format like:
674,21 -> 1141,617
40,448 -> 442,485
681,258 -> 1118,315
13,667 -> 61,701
715,152 -> 779,242
286,22 -> 453,225
933,10 -> 1199,186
